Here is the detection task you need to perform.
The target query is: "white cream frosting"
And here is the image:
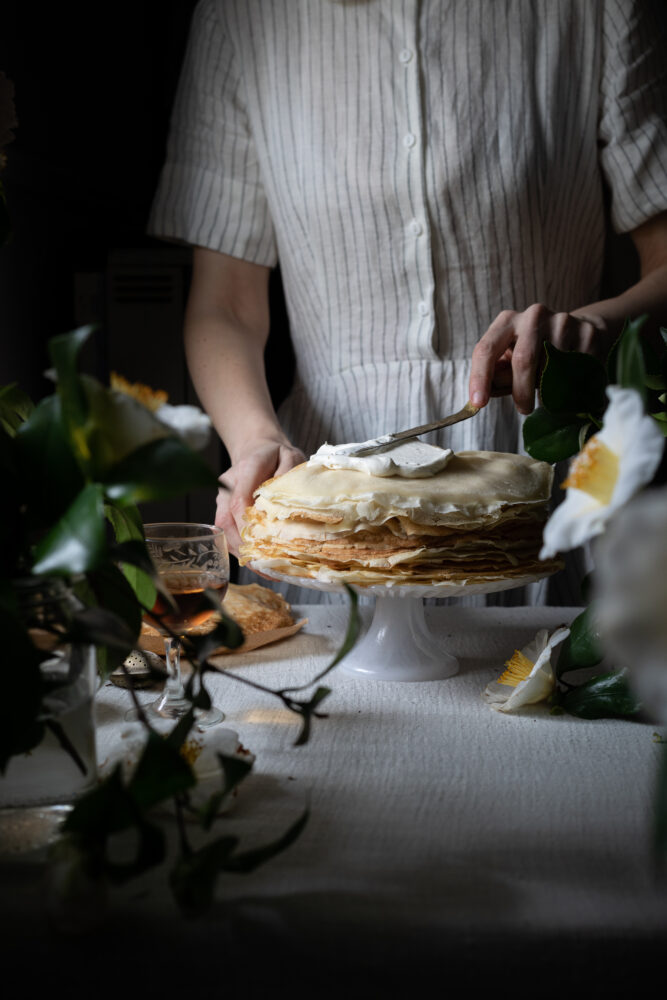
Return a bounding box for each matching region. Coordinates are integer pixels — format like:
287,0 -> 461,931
308,438 -> 454,478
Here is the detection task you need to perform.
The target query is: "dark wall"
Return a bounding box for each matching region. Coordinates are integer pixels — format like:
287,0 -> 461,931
0,2 -> 194,393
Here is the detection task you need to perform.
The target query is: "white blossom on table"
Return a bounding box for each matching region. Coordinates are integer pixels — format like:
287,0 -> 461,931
483,626 -> 570,713
540,387 -> 664,560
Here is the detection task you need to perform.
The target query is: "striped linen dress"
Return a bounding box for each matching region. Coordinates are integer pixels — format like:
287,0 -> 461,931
150,0 -> 667,606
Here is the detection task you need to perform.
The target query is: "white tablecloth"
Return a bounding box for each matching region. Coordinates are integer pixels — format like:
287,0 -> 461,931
3,605 -> 667,996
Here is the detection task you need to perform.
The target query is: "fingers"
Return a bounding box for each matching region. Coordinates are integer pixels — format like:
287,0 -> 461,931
469,310 -> 517,408
214,440 -> 303,558
215,480 -> 242,557
470,305 -> 611,417
274,444 -> 306,476
509,304 -> 553,414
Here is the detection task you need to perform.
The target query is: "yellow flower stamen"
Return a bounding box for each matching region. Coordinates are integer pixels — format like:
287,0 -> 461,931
498,649 -> 535,687
180,738 -> 204,767
111,372 -> 168,412
561,436 -> 619,505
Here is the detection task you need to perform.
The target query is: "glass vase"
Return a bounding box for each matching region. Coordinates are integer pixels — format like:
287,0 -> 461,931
0,578 -> 98,855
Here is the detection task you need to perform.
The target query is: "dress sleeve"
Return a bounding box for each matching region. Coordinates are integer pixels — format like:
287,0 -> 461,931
598,0 -> 667,234
148,0 -> 278,266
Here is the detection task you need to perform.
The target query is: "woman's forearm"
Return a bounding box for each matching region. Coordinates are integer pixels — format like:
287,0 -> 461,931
183,248 -> 290,462
572,212 -> 667,349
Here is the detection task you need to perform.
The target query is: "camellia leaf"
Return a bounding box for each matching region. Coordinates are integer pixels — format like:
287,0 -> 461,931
67,607 -> 138,678
62,766 -> 167,881
15,395 -> 86,528
105,502 -> 157,610
77,563 -> 142,674
104,437 -> 218,504
522,406 -> 588,463
32,482 -> 107,576
556,604 -> 604,677
558,670 -> 641,720
128,731 -> 197,810
49,327 -> 94,467
197,753 -> 254,831
540,344 -> 608,418
0,382 -> 34,435
613,315 -> 647,402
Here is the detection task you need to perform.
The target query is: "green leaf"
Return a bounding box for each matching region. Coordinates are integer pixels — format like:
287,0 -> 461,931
104,502 -> 144,542
293,686 -> 331,747
558,670 -> 641,719
105,503 -> 157,609
0,382 -> 34,435
197,752 -> 254,831
104,437 -> 218,504
62,766 -> 167,881
128,731 -> 197,810
86,562 -> 142,635
32,483 -> 107,576
15,395 -> 86,528
540,344 -> 608,418
64,765 -> 137,838
522,406 -> 588,463
613,316 -> 648,402
110,540 -> 156,579
67,607 -> 138,677
190,607 -> 244,661
49,327 -> 94,467
556,605 -> 604,676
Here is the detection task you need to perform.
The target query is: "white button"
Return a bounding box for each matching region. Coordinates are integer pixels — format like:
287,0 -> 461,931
417,301 -> 429,316
399,48 -> 413,64
410,219 -> 423,236
403,133 -> 416,148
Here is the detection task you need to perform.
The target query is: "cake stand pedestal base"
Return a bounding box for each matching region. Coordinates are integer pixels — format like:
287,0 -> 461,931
339,595 -> 458,682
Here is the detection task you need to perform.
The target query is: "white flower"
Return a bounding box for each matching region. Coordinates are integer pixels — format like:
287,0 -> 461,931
540,386 -> 664,559
156,402 -> 212,451
483,626 -> 570,713
594,486 -> 667,723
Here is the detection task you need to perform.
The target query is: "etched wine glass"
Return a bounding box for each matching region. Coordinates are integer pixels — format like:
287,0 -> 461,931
141,523 -> 229,727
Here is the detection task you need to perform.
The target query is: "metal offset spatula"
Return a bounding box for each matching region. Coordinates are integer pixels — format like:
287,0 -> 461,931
346,400 -> 480,458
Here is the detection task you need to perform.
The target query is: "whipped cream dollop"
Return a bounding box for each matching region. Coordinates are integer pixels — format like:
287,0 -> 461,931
307,438 -> 454,478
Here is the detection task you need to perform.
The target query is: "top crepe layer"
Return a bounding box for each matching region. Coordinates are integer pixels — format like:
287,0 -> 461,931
253,451 -> 554,529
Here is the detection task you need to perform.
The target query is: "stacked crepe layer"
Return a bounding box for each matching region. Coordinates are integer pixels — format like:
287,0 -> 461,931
240,451 -> 561,587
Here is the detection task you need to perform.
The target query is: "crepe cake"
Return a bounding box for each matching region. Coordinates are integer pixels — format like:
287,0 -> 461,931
240,450 -> 562,587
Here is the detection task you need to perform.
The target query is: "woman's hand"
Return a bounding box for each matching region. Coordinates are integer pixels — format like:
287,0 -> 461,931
215,438 -> 305,557
469,304 -> 613,414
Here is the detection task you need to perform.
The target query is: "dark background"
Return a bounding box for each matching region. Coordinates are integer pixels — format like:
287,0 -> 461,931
0,1 -> 294,530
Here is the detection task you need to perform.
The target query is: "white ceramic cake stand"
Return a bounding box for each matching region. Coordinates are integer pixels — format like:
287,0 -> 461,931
247,563 -> 549,683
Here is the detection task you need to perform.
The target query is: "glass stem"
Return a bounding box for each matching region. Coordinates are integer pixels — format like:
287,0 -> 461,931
163,636 -> 185,705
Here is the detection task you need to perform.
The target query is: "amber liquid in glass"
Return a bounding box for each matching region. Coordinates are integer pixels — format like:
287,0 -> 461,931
146,576 -> 228,635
